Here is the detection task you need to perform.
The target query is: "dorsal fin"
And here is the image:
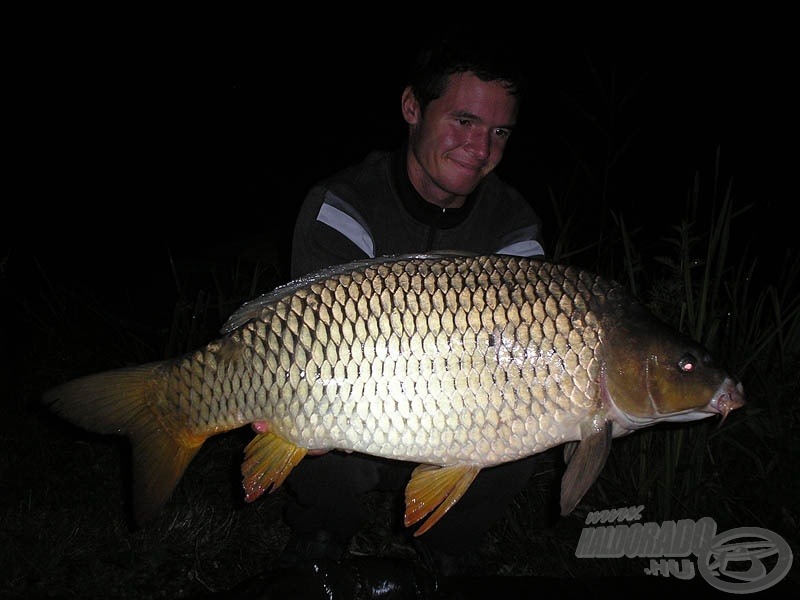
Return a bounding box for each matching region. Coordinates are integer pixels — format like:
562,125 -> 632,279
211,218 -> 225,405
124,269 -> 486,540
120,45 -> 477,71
221,252 -> 479,332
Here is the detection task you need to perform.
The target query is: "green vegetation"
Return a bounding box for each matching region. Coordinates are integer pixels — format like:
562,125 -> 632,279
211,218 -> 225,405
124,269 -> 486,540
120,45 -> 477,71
502,150 -> 800,580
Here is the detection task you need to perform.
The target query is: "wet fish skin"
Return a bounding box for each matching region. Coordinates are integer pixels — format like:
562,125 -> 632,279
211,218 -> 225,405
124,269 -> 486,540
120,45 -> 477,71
43,254 -> 744,532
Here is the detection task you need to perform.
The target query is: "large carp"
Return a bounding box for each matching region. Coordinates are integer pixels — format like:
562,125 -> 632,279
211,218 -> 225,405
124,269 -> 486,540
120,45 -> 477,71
43,254 -> 744,535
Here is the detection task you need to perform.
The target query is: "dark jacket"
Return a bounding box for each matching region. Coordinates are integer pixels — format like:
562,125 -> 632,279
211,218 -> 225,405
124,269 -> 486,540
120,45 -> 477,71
291,149 -> 544,279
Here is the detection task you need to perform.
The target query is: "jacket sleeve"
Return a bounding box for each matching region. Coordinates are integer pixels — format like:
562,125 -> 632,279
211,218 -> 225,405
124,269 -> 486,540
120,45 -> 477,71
290,185 -> 375,279
474,178 -> 546,258
494,222 -> 545,258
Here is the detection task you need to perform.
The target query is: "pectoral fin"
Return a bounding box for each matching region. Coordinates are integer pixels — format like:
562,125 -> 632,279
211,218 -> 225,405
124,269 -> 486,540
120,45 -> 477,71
404,464 -> 480,536
560,420 -> 612,515
241,432 -> 308,502
563,441 -> 578,464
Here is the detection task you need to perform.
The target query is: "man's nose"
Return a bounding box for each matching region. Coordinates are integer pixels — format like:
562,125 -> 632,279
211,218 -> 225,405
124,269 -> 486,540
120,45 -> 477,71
466,130 -> 491,160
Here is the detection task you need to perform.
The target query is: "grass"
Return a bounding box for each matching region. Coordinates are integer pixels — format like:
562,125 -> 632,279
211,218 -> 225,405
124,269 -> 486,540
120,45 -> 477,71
3,151 -> 799,597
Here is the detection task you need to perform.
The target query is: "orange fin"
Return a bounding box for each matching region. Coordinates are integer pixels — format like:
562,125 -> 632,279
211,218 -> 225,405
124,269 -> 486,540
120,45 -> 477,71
241,432 -> 308,502
560,420 -> 612,515
42,364 -> 207,524
404,464 -> 480,536
131,423 -> 206,524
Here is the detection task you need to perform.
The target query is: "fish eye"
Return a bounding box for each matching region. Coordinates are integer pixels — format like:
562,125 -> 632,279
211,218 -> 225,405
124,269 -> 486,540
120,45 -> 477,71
678,354 -> 697,373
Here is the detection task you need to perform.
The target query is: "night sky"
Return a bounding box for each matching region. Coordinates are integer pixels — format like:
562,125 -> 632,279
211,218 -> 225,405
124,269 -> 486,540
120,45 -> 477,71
7,22 -> 793,304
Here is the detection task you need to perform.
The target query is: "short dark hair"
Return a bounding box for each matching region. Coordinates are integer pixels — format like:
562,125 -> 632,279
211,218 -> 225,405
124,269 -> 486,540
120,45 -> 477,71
409,28 -> 529,112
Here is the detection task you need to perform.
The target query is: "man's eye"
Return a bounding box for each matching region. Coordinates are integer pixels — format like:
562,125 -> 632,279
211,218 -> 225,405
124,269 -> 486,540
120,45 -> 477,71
495,128 -> 511,138
457,119 -> 472,126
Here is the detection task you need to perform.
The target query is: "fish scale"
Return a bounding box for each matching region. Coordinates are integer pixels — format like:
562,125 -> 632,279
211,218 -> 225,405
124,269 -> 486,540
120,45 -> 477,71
43,253 -> 745,530
162,255 -> 605,464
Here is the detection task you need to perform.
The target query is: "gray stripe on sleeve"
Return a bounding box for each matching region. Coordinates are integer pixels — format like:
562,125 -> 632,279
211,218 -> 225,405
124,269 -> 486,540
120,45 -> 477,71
316,192 -> 375,257
495,239 -> 545,257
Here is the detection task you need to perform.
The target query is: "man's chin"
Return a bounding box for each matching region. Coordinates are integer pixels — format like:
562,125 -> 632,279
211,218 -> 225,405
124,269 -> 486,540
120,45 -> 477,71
439,174 -> 482,197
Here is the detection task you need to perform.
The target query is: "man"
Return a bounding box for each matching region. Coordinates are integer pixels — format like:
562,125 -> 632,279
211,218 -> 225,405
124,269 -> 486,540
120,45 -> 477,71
291,41 -> 543,277
276,32 -> 546,576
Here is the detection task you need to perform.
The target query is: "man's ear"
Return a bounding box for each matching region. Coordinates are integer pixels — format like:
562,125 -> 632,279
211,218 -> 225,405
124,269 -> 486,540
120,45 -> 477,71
401,85 -> 421,125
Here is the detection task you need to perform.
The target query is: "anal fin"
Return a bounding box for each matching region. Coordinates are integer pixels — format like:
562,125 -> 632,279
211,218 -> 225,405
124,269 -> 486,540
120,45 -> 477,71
404,464 -> 480,536
560,420 -> 612,515
241,432 -> 308,502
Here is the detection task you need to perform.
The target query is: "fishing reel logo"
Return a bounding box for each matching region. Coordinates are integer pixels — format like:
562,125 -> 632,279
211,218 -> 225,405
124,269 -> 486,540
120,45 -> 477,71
696,527 -> 793,593
575,507 -> 793,593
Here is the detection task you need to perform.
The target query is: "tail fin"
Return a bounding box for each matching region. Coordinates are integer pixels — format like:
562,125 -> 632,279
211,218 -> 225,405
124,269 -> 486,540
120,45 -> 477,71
42,364 -> 207,524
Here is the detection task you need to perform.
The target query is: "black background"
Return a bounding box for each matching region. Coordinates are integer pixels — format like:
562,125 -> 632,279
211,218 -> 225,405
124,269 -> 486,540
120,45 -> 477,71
8,19 -> 793,279
4,16 -> 795,345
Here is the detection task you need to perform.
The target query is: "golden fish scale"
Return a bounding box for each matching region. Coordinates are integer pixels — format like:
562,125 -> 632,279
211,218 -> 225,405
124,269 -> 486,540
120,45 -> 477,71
164,256 -> 610,466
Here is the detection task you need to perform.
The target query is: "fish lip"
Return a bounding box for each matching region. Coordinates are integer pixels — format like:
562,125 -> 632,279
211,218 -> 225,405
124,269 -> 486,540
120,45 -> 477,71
705,380 -> 745,423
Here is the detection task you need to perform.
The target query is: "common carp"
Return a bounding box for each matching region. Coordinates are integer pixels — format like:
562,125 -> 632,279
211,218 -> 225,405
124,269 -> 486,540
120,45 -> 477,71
43,254 -> 744,535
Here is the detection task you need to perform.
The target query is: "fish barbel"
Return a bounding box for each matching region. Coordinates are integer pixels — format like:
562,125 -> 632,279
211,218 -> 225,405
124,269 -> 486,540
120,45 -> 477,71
43,254 -> 744,534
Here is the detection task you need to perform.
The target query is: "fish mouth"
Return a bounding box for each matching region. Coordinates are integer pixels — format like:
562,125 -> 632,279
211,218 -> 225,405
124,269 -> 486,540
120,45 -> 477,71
705,379 -> 745,424
605,377 -> 745,431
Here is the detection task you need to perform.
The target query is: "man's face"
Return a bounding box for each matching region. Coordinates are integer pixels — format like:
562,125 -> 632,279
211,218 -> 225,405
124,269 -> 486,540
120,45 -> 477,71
403,72 -> 519,206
